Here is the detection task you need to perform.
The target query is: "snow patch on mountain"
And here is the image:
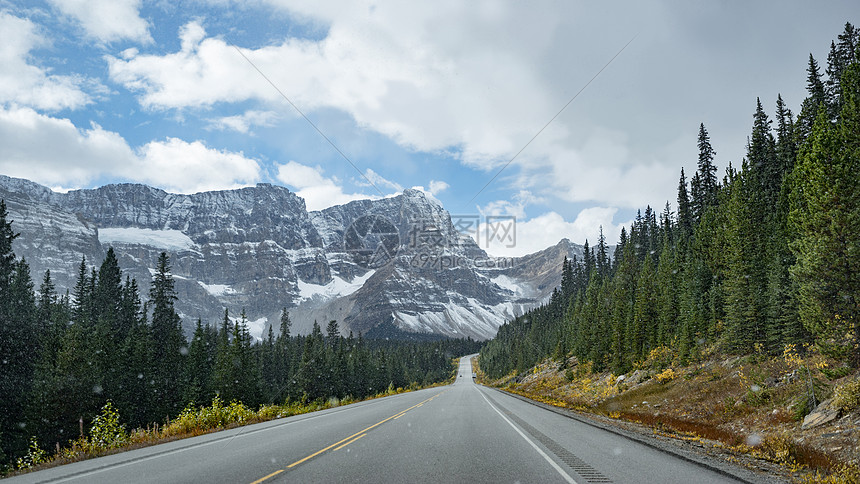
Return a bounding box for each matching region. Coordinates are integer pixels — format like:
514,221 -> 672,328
199,282 -> 237,297
491,274 -> 526,296
393,297 -> 524,340
298,271 -> 376,301
99,228 -> 195,251
247,316 -> 268,342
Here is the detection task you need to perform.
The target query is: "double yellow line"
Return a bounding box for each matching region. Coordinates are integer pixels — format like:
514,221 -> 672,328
250,391 -> 446,484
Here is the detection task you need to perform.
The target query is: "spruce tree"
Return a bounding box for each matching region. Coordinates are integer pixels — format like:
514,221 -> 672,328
797,54 -> 829,141
148,252 -> 187,421
0,205 -> 39,459
596,227 -> 609,278
632,254 -> 658,360
790,62 -> 860,364
677,169 -> 693,238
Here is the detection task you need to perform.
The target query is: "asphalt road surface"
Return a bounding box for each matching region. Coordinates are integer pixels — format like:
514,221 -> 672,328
9,355 -> 765,483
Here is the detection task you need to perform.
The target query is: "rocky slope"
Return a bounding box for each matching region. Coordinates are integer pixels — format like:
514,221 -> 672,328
0,175 -> 581,340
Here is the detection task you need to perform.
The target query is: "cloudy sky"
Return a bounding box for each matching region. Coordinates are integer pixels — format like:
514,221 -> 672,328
0,1 -> 855,256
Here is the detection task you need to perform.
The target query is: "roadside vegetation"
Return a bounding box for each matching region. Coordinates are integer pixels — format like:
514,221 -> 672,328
479,21 -> 860,484
476,349 -> 860,483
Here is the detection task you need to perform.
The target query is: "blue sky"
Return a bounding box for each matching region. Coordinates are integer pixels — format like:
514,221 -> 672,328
0,1 -> 856,256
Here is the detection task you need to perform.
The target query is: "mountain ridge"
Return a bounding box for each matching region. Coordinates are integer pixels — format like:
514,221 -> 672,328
0,175 -> 582,340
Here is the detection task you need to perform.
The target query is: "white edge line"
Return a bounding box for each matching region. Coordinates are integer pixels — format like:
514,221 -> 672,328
476,387 -> 578,484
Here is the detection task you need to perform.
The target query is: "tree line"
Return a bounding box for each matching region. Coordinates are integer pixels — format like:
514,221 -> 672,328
481,22 -> 859,379
0,223 -> 480,467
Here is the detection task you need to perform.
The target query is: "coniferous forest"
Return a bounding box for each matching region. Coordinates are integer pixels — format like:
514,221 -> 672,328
0,229 -> 480,468
481,23 -> 859,380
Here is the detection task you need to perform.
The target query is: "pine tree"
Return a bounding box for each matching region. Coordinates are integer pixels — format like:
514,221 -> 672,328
613,227 -> 627,271
632,254 -> 658,360
610,242 -> 638,373
185,319 -> 215,406
748,98 -> 780,204
797,54 -> 829,141
655,241 -> 679,346
213,308 -> 235,401
677,169 -> 693,238
694,123 -> 719,219
72,257 -> 93,325
596,227 -> 609,278
723,162 -> 767,353
326,320 -> 340,343
697,123 -> 718,194
116,277 -> 150,428
826,23 -> 860,116
560,256 -> 575,298
775,94 -> 798,175
0,204 -> 39,460
148,252 -> 187,421
790,62 -> 860,364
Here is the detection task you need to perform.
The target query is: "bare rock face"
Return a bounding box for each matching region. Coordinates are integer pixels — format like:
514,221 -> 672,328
0,176 -> 580,341
801,398 -> 840,430
0,181 -> 104,290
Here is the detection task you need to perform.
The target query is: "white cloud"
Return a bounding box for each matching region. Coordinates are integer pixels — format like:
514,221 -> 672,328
479,207 -> 629,258
103,6 -> 671,210
0,107 -> 133,186
48,0 -> 152,44
0,12 -> 92,110
428,180 -> 449,195
137,138 -> 260,193
0,106 -> 261,193
207,110 -> 279,133
479,190 -> 545,221
104,11 -> 556,161
275,160 -> 374,210
359,168 -> 402,193
516,127 -> 680,208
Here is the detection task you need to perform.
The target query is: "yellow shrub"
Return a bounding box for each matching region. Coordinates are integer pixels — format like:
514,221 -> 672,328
645,345 -> 675,370
833,379 -> 860,413
656,368 -> 677,383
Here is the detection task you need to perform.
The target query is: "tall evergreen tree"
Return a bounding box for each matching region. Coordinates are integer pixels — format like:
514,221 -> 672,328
790,62 -> 860,364
693,123 -> 719,219
148,252 -> 187,421
797,54 -> 829,141
596,227 -> 609,278
677,169 -> 693,238
0,204 -> 38,460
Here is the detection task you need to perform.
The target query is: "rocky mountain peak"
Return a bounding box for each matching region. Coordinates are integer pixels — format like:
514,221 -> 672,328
1,176 -> 571,341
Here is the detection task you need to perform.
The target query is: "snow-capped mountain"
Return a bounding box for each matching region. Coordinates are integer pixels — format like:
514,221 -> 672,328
0,175 -> 581,340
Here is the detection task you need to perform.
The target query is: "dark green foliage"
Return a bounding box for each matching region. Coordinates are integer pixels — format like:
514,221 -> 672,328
0,203 -> 39,462
480,21 -> 859,380
148,252 -> 188,421
677,169 -> 693,238
790,59 -> 860,364
691,123 -> 719,222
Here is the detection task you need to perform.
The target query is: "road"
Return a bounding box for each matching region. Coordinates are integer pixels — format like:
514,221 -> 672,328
9,356 -> 766,483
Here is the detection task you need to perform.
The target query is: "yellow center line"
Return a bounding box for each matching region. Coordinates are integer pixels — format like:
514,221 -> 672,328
284,390 -> 445,470
250,469 -> 283,484
333,433 -> 366,451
